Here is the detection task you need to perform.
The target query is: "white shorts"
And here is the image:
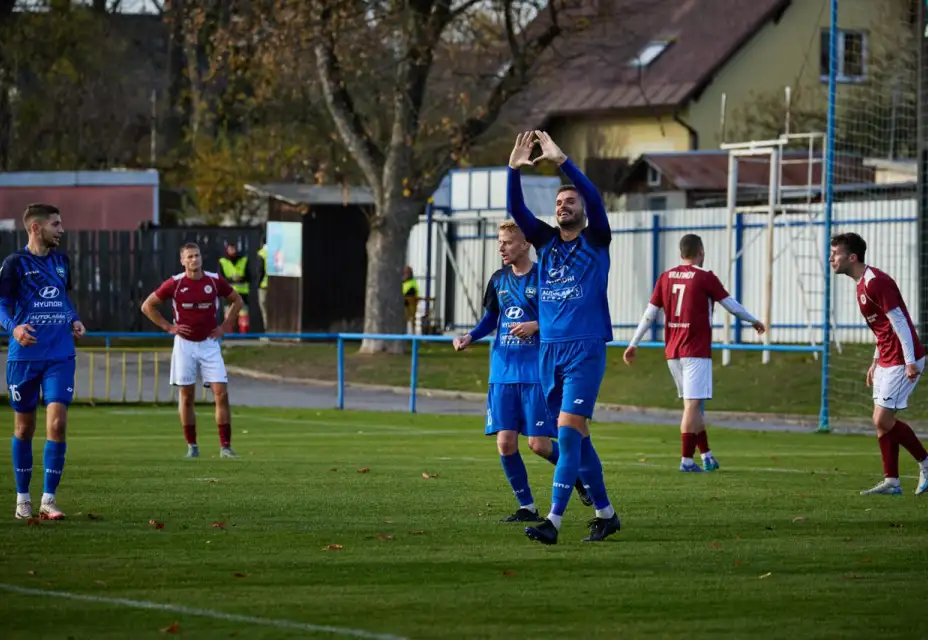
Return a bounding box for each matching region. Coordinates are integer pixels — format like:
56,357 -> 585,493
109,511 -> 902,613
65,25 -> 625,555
169,336 -> 228,387
667,357 -> 712,400
872,356 -> 925,410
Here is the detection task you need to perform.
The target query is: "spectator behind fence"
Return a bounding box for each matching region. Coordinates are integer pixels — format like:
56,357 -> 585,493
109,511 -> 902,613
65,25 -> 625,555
218,242 -> 250,333
403,265 -> 418,334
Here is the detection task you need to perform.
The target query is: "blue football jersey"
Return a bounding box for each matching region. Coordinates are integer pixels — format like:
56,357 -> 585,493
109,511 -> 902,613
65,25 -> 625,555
0,249 -> 79,361
530,225 -> 612,343
483,264 -> 540,384
506,158 -> 614,344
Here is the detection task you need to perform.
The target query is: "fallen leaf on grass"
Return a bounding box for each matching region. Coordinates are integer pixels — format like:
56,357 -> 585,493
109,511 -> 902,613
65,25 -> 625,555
502,570 -> 515,577
233,572 -> 247,578
638,458 -> 647,463
758,572 -> 772,579
26,517 -> 40,526
87,513 -> 103,521
324,544 -> 344,551
408,530 -> 425,535
734,561 -> 743,567
383,519 -> 394,524
241,430 -> 249,435
733,535 -> 742,540
890,522 -> 904,528
211,522 -> 226,529
792,516 -> 806,523
357,468 -> 370,474
161,621 -> 179,634
149,520 -> 165,529
95,580 -> 107,587
421,472 -> 439,479
27,570 -> 35,576
710,542 -> 721,549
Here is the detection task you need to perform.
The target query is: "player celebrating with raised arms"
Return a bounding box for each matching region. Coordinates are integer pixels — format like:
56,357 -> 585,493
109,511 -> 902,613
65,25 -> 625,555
507,130 -> 619,545
141,243 -> 243,459
623,234 -> 765,472
1,204 -> 85,520
830,232 -> 928,495
453,221 -> 592,522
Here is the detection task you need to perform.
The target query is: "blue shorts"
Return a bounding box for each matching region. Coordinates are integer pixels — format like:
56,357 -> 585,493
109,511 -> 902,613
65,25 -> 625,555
485,383 -> 556,438
539,339 -> 607,419
5,357 -> 76,414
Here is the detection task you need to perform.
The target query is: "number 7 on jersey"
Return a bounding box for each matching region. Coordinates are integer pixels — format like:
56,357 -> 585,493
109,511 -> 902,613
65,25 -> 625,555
671,283 -> 686,317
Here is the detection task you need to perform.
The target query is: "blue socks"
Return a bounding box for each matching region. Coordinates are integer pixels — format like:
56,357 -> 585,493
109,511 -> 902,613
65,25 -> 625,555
12,436 -> 33,495
43,441 -> 66,496
500,452 -> 534,508
579,436 -> 611,510
551,427 -> 583,517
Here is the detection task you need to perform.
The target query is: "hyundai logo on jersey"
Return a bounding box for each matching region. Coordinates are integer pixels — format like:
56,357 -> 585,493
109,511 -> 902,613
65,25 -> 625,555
505,306 -> 524,320
39,286 -> 59,299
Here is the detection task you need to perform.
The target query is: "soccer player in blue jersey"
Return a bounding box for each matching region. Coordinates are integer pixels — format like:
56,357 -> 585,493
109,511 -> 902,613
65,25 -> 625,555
453,221 -> 592,522
0,204 -> 84,520
507,131 -> 620,544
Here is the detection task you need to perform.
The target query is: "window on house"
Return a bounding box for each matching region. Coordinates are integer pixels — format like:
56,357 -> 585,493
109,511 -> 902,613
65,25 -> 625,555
820,29 -> 867,83
629,41 -> 671,68
647,195 -> 667,211
646,165 -> 661,187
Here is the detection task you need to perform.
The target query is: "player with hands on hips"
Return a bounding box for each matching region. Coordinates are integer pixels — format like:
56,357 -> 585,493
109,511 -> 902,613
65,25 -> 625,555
141,242 -> 243,459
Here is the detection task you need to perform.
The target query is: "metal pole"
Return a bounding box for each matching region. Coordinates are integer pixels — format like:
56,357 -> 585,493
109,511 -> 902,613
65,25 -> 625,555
337,336 -> 345,410
762,148 -> 779,365
424,202 -> 434,334
918,0 -> 928,342
722,152 -> 738,366
409,338 -> 419,414
818,0 -> 839,433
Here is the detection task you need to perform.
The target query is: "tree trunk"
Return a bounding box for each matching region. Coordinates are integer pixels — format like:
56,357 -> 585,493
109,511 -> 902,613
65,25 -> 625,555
359,201 -> 420,354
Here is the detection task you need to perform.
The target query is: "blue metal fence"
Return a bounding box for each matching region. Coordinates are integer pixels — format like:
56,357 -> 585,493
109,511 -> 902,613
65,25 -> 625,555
43,331 -> 823,413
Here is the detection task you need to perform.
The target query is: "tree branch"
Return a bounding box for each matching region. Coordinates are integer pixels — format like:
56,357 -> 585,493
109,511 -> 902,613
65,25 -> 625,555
420,0 -> 561,191
313,0 -> 386,201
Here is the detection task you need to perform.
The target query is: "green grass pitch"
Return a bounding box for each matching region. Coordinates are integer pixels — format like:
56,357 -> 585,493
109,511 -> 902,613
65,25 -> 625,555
0,406 -> 925,639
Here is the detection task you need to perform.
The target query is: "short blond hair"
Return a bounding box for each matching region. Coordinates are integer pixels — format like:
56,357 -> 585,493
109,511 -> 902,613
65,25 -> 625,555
498,220 -> 521,233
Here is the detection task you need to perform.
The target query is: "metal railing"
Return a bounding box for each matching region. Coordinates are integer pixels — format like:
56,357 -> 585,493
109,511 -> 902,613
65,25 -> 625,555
1,331 -> 823,412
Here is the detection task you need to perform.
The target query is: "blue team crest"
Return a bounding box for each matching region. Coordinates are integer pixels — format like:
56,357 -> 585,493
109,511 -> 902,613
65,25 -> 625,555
56,266 -> 66,278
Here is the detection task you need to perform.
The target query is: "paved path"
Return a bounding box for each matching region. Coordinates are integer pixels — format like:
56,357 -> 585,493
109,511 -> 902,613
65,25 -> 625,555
0,353 -> 895,436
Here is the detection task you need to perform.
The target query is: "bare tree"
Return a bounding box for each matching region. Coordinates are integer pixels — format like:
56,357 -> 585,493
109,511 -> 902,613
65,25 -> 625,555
239,0 -> 581,352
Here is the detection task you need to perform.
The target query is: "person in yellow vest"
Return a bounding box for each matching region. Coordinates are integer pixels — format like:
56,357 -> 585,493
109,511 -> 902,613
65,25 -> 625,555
218,242 -> 250,333
257,239 -> 269,332
402,265 -> 418,334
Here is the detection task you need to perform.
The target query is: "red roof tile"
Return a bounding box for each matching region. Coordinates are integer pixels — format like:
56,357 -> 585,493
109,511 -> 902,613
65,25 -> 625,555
528,0 -> 791,122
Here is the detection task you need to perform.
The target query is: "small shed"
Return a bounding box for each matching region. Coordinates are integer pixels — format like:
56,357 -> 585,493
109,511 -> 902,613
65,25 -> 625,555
245,183 -> 376,335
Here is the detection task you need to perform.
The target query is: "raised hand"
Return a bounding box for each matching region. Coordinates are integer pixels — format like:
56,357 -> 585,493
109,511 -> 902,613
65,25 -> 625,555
508,131 -> 537,169
533,130 -> 567,166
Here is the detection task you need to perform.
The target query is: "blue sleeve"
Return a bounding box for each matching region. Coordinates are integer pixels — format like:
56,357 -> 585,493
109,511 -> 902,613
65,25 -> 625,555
507,168 -> 556,247
468,311 -> 498,342
0,256 -> 18,331
468,276 -> 499,341
559,157 -> 611,244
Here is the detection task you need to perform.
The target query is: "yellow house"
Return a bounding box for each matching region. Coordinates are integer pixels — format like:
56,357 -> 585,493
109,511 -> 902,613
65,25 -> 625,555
533,0 -> 914,203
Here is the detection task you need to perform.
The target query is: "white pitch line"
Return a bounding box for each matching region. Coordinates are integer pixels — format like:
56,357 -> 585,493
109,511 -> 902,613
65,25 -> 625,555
0,583 -> 409,640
